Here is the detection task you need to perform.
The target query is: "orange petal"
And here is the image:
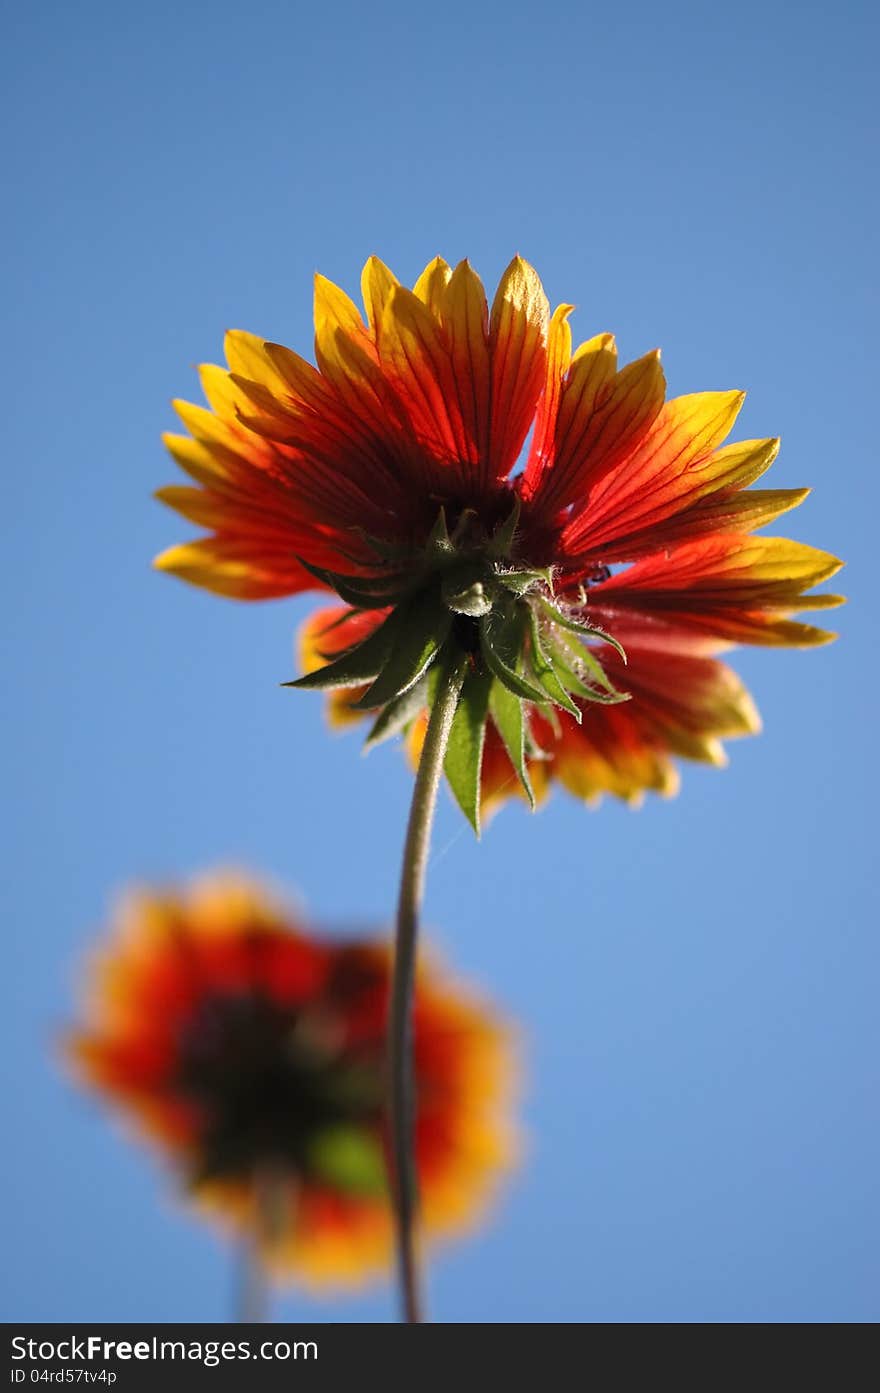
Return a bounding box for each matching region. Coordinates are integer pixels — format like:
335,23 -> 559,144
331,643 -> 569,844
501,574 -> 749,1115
563,391 -> 747,551
154,536 -> 316,599
527,348 -> 666,515
487,256 -> 550,483
591,534 -> 844,646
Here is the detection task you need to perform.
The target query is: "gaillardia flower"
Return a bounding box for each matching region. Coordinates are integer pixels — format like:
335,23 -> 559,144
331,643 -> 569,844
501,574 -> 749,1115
66,873 -> 516,1287
156,256 -> 843,828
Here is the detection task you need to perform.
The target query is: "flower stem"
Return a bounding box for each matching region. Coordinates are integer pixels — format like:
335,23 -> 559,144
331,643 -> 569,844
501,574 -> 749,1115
236,1169 -> 285,1323
387,654 -> 465,1324
236,1231 -> 268,1324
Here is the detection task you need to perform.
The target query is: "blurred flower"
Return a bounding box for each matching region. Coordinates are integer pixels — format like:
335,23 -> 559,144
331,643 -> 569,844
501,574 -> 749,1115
66,872 -> 516,1288
157,256 -> 843,825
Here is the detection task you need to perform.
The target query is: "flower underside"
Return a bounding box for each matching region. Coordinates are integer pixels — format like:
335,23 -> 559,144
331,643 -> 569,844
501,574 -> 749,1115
156,254 -> 844,827
287,500 -> 630,830
67,874 -> 516,1286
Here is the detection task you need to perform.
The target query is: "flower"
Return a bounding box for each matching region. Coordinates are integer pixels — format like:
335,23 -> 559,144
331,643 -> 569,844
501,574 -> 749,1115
65,872 -> 516,1288
156,256 -> 843,826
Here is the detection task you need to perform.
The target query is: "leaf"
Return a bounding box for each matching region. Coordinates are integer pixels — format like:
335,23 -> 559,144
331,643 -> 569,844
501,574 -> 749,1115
444,669 -> 492,834
526,608 -> 582,720
352,591 -> 452,710
489,677 -> 534,807
480,605 -> 549,706
285,606 -> 402,690
305,1125 -> 387,1196
363,674 -> 430,749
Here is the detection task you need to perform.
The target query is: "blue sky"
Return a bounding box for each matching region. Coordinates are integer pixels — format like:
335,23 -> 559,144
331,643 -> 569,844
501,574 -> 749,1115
3,0 -> 876,1321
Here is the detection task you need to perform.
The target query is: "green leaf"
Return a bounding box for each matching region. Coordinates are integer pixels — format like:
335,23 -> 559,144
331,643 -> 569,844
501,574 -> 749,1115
526,608 -> 582,720
352,592 -> 452,710
285,607 -> 402,690
444,669 -> 492,834
305,1125 -> 387,1196
363,674 -> 430,749
480,606 -> 549,706
489,678 -> 534,807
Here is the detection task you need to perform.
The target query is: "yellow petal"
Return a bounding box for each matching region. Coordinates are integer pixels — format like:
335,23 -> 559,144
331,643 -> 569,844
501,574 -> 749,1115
488,255 -> 550,477
442,259 -> 491,463
223,330 -> 291,397
360,256 -> 399,336
154,485 -> 231,529
413,256 -> 452,315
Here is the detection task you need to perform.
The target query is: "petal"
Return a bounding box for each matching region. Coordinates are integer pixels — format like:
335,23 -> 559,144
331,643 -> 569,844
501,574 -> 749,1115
155,485 -> 234,530
360,255 -> 400,336
441,259 -> 491,473
223,330 -> 292,398
562,391 -> 748,552
487,256 -> 550,482
154,537 -> 316,599
313,274 -> 411,454
472,633 -> 767,812
377,283 -> 471,480
162,432 -> 235,490
412,255 -> 452,315
525,304 -> 574,479
526,348 -> 666,516
591,534 -> 844,646
573,485 -> 810,564
298,605 -> 383,727
599,533 -> 843,596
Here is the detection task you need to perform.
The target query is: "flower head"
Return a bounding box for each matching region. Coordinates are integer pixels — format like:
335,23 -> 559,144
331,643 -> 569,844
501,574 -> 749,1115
157,256 -> 843,826
66,872 -> 516,1288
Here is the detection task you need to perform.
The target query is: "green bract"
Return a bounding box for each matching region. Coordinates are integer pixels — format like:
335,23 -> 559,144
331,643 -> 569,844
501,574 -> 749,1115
286,505 -> 630,834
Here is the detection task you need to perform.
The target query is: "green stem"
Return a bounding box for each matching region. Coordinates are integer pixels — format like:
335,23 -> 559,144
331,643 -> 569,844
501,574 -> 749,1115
236,1230 -> 267,1324
236,1169 -> 284,1323
387,655 -> 465,1324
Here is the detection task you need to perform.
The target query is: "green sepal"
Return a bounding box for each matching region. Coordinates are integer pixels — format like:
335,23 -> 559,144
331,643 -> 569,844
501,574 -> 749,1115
449,507 -> 480,547
297,556 -> 408,611
527,608 -> 582,720
356,530 -> 414,564
546,632 -> 631,705
489,677 -> 534,808
480,605 -> 550,707
425,507 -> 453,556
487,495 -> 521,559
442,562 -> 495,617
351,593 -> 452,710
305,1125 -> 387,1196
285,606 -> 401,691
444,668 -> 492,835
497,566 -> 554,597
363,674 -> 430,749
539,597 -> 628,664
